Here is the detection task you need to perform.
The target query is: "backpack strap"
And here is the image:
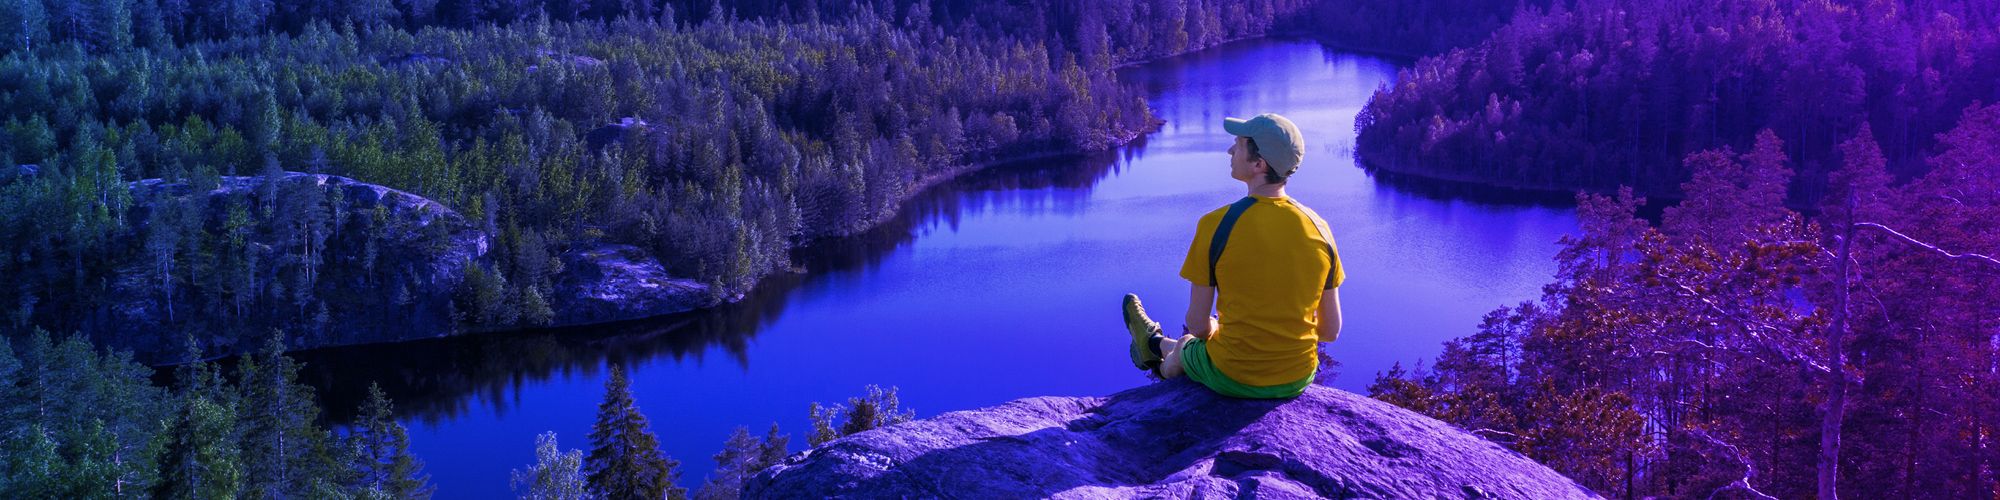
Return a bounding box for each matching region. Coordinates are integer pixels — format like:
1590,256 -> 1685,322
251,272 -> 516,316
1291,202 -> 1340,289
1207,196 -> 1259,288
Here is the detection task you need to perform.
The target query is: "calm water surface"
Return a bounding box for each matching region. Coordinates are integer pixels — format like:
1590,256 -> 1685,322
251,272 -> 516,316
297,38 -> 1578,496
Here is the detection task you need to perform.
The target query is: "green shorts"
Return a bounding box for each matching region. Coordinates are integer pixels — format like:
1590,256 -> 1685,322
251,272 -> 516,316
1179,337 -> 1315,399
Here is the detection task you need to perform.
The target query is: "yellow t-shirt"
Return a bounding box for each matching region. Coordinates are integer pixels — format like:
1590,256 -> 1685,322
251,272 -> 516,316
1178,195 -> 1344,386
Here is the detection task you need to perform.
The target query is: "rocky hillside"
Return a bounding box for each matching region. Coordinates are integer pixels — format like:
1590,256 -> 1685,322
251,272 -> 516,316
746,381 -> 1601,499
95,172 -> 706,362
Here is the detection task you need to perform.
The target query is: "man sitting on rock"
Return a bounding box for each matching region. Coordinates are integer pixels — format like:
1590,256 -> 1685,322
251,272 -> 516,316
1123,112 -> 1344,399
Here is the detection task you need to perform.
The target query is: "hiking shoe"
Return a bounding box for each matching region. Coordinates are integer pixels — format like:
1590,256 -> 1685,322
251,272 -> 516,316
1123,293 -> 1164,371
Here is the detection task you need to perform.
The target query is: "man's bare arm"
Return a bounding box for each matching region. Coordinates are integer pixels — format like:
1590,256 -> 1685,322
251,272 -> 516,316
1315,288 -> 1343,342
1186,283 -> 1219,339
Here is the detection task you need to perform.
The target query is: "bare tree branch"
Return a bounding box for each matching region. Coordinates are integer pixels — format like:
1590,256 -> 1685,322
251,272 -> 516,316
1665,282 -> 1832,374
1855,222 -> 2000,270
1470,428 -> 1523,442
1692,428 -> 1780,500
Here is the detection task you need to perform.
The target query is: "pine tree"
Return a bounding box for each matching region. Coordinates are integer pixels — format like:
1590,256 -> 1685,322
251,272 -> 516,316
154,384 -> 242,499
805,402 -> 839,447
145,189 -> 184,322
82,339 -> 169,496
807,385 -> 914,447
1815,124 -> 1894,499
91,0 -> 134,52
0,0 -> 49,51
52,419 -> 122,497
238,333 -> 341,498
585,366 -> 682,500
8,424 -> 63,498
0,340 -> 21,430
838,385 -> 913,437
349,383 -> 433,499
693,422 -> 787,499
154,337 -> 243,499
511,432 -> 596,500
754,423 -> 788,474
0,332 -> 167,497
692,426 -> 759,500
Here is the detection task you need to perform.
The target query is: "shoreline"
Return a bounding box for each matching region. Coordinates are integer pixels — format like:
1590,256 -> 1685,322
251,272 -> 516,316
1357,160 -> 1588,205
194,36 -> 1510,365
1357,159 -> 1712,224
196,35 -> 1252,363
1277,30 -> 1429,65
172,117 -> 1165,367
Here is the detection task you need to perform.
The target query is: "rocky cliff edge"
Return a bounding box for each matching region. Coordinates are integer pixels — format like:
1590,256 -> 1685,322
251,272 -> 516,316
747,380 -> 1600,499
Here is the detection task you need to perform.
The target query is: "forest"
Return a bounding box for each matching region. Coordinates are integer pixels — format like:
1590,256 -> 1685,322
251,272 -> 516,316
5,0 -> 1997,497
1371,115 -> 2000,497
1353,1 -> 2000,497
0,0 -> 1316,358
0,0 -> 1319,496
1356,0 -> 2000,202
0,326 -> 910,498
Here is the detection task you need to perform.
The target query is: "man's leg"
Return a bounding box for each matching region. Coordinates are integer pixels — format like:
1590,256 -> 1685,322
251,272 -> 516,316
1126,294 -> 1195,379
1156,334 -> 1188,379
1123,294 -> 1168,371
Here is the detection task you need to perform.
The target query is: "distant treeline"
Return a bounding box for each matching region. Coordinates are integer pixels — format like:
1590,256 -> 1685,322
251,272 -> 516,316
1300,0 -> 1549,58
0,0 -> 1308,65
0,0 -> 1315,352
1356,0 -> 2000,201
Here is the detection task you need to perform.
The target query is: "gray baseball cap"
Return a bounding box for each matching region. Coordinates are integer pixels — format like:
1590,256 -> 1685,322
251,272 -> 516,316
1223,113 -> 1306,178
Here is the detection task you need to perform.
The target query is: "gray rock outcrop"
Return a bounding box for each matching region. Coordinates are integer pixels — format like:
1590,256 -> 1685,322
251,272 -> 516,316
104,172 -> 707,361
552,243 -> 708,326
112,173 -> 488,358
746,381 -> 1601,499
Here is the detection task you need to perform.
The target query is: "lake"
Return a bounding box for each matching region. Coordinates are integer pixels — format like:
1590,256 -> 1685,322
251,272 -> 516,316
295,37 -> 1578,496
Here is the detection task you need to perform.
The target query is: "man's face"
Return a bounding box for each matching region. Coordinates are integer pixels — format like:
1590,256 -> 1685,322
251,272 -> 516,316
1227,136 -> 1265,182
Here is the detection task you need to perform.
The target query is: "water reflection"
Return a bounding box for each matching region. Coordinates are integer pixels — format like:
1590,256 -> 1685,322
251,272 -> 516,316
296,145 -> 1141,424
290,39 -> 1578,497
1363,168 -> 1580,207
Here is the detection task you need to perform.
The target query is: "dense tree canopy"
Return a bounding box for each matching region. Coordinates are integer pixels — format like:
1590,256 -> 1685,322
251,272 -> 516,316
1351,1 -> 2000,496
26,0 -> 1997,496
0,0 -> 1330,494
585,365 -> 682,500
0,0 -> 1319,357
1356,0 -> 2000,202
1374,107 -> 2000,497
0,330 -> 435,497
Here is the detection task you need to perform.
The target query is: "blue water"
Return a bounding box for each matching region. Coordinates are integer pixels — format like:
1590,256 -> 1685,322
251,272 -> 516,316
297,38 -> 1577,497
